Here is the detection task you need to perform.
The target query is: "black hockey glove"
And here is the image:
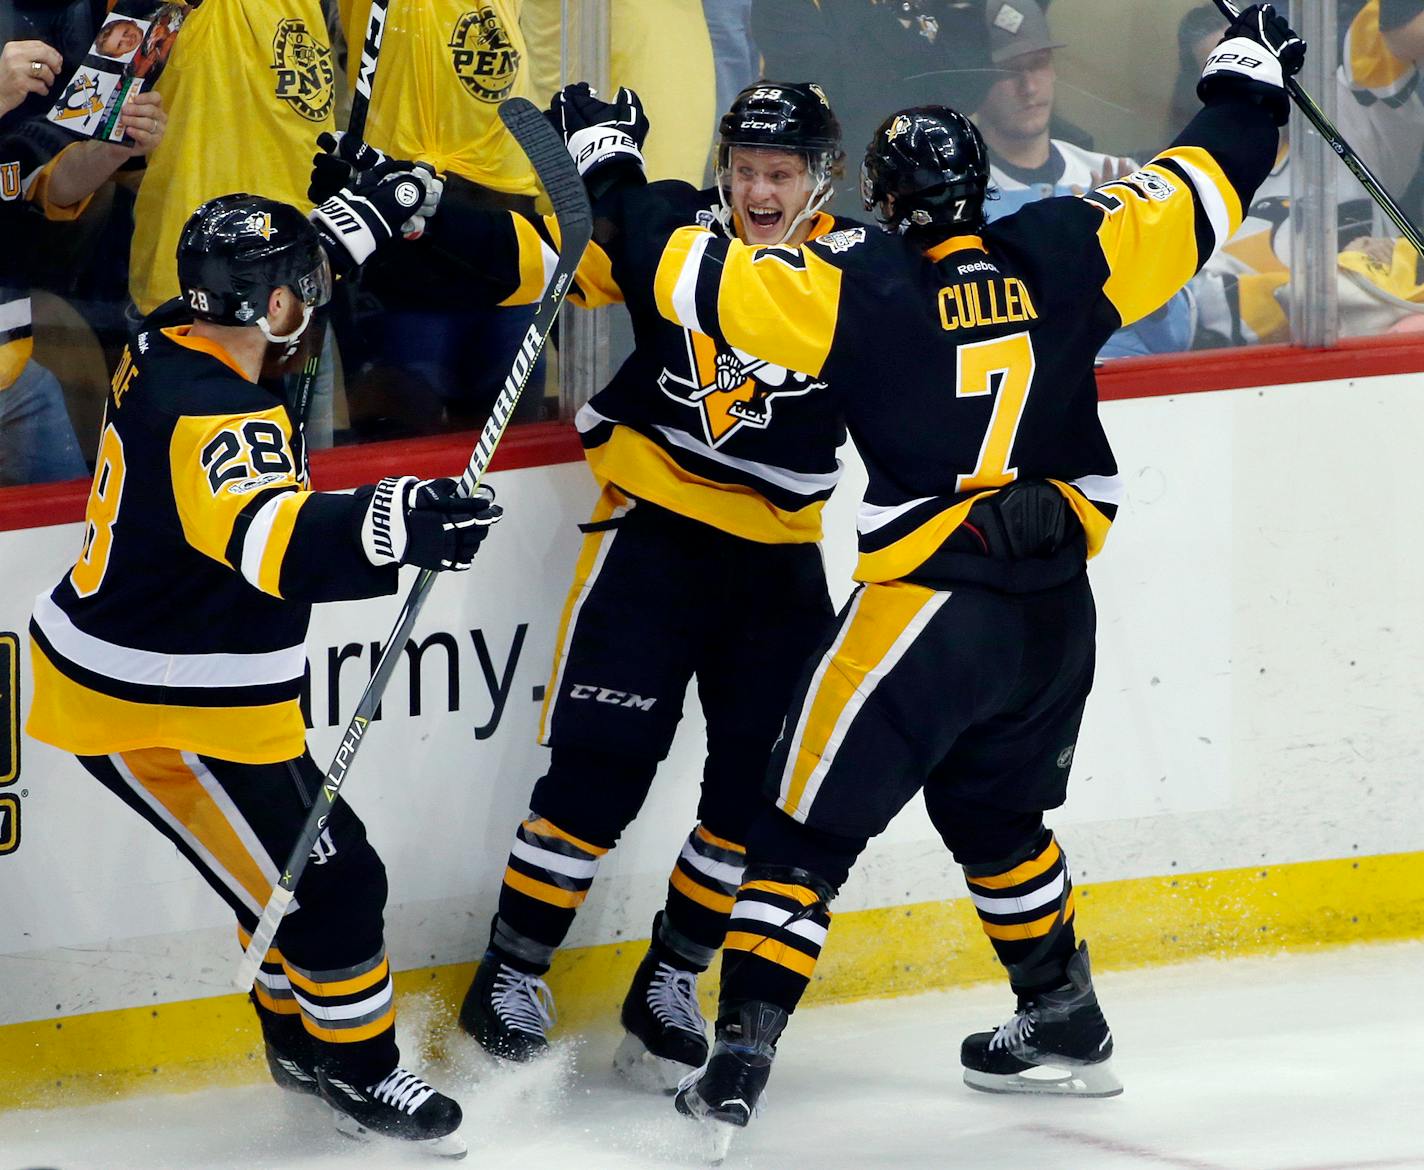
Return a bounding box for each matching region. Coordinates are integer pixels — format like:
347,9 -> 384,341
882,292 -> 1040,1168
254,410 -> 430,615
359,477 -> 502,571
308,129 -> 390,203
1197,3 -> 1306,126
310,165 -> 441,273
547,82 -> 649,197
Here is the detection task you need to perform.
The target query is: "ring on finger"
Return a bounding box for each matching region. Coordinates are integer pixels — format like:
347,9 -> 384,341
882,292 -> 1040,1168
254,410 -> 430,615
30,60 -> 44,76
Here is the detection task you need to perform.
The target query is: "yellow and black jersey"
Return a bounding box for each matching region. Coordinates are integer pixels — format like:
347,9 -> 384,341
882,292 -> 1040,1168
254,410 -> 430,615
339,0 -> 537,194
129,0 -> 337,313
432,179 -> 849,544
27,324 -> 397,764
1,134 -> 94,388
632,101 -> 1279,584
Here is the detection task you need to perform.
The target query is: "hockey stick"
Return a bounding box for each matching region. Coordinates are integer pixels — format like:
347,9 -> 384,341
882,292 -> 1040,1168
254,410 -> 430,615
234,98 -> 593,991
346,0 -> 389,146
1210,0 -> 1424,253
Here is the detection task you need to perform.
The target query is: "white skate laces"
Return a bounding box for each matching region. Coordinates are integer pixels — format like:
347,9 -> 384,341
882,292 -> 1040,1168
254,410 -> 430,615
988,1006 -> 1038,1054
648,962 -> 704,1036
368,1067 -> 437,1115
491,967 -> 557,1036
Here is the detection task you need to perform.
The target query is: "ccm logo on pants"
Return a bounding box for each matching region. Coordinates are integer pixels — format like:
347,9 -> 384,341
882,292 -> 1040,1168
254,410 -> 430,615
568,684 -> 657,711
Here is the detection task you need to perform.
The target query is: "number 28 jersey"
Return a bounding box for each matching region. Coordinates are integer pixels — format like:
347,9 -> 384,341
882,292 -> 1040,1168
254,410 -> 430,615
27,325 -> 397,764
635,102 -> 1278,584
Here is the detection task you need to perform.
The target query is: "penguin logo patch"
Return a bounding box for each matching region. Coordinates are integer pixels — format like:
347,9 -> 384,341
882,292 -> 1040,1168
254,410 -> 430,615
272,19 -> 335,123
245,212 -> 275,241
658,331 -> 825,447
450,8 -> 522,103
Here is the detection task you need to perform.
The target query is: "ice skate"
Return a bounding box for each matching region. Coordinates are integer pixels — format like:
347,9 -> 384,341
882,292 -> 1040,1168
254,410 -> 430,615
961,942 -> 1122,1097
614,942 -> 709,1093
674,1000 -> 785,1138
319,1065 -> 465,1157
458,951 -> 556,1062
264,1042 -> 320,1097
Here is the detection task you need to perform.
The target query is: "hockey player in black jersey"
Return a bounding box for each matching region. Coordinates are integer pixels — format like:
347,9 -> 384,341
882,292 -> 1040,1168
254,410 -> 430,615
26,189 -> 499,1157
311,83 -> 852,1088
564,3 -> 1304,1134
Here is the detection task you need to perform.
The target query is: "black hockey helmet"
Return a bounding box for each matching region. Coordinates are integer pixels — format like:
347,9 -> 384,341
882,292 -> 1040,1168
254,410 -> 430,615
176,194 -> 331,332
861,107 -> 993,236
715,82 -> 844,239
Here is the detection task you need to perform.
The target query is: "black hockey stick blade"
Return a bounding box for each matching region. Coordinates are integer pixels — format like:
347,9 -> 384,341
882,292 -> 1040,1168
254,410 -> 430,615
1208,0 -> 1424,254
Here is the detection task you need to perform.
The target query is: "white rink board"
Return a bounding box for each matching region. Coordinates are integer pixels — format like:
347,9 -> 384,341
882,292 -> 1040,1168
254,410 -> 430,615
2,370 -> 1423,1024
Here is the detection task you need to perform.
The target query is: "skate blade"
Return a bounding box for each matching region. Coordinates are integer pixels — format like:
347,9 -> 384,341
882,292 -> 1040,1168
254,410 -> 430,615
963,1056 -> 1123,1098
332,1109 -> 469,1158
612,1032 -> 698,1095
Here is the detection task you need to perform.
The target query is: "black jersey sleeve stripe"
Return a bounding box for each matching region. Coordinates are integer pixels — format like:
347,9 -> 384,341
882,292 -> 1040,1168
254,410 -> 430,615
1153,157 -> 1218,274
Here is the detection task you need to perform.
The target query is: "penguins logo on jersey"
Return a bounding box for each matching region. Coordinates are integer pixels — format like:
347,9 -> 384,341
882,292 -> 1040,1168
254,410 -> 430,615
271,19 -> 335,123
0,162 -> 20,202
658,331 -> 825,446
450,8 -> 521,103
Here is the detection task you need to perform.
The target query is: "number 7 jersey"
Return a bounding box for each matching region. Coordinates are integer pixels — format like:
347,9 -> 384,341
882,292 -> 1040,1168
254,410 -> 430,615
638,102 -> 1278,584
27,324 -> 398,764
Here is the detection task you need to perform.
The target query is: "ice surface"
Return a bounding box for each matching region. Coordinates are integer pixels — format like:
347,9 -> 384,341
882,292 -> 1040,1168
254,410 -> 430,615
5,942 -> 1422,1170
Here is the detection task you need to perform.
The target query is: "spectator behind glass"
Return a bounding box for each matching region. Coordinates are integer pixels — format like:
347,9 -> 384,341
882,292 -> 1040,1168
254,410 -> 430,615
1169,4 -> 1230,136
336,0 -> 546,436
1,18 -> 166,487
754,0 -> 994,216
1189,0 -> 1424,347
974,0 -> 1194,357
127,0 -> 339,446
704,0 -> 759,116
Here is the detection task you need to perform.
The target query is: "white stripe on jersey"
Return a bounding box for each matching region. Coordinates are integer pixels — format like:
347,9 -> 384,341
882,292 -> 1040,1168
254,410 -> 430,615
669,231 -> 713,335
1167,155 -> 1231,260
653,423 -> 841,498
34,591 -> 306,688
239,490 -> 299,591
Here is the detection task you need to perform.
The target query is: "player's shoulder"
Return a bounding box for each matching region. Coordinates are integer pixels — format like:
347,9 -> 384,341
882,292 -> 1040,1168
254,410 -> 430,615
805,215 -> 913,267
130,326 -> 276,419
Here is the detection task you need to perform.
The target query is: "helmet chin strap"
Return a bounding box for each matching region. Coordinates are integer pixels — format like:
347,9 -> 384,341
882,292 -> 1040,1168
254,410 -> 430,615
257,302 -> 313,360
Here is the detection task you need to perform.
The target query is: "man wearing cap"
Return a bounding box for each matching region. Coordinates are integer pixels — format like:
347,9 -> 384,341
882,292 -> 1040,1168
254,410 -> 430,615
977,0 -> 1195,356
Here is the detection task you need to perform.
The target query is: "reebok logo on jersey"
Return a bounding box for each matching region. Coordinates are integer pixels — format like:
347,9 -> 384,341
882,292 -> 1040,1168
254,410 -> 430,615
450,8 -> 521,103
272,19 -> 334,123
568,684 -> 656,711
957,259 -> 999,276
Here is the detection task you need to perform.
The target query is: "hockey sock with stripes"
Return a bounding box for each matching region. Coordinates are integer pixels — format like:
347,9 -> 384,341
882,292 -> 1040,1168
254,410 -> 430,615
718,874 -> 832,1022
492,814 -> 609,973
658,823 -> 747,969
285,948 -> 398,1083
962,829 -> 1080,997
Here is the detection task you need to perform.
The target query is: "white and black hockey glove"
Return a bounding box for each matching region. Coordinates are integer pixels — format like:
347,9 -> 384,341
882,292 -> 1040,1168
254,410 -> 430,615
547,82 -> 649,196
1198,3 -> 1306,126
360,477 -> 502,572
310,165 -> 443,272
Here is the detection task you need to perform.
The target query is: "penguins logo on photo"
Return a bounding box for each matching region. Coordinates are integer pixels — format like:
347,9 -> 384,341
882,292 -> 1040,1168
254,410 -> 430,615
658,331 -> 825,447
53,71 -> 105,123
272,18 -> 335,122
450,8 -> 522,103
